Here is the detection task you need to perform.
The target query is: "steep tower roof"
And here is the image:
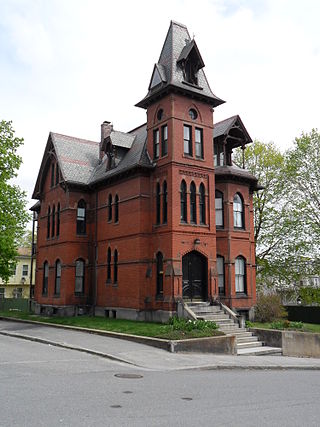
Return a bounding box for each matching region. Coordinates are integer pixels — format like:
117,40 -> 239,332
136,21 -> 225,108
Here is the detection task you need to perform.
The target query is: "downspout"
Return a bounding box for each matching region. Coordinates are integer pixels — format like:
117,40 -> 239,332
93,191 -> 98,315
29,210 -> 36,311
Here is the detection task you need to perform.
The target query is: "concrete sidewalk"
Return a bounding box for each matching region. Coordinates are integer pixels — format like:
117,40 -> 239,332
1,318 -> 320,371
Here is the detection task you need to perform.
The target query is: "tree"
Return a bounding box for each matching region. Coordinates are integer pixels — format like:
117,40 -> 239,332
234,140 -> 315,290
0,120 -> 29,282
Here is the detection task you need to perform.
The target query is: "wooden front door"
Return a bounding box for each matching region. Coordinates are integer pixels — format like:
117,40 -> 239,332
182,251 -> 207,301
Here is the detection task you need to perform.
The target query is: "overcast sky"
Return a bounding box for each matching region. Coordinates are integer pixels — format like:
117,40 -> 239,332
1,0 -> 319,209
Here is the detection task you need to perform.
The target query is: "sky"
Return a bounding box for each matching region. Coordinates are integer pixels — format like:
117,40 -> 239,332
0,0 -> 319,210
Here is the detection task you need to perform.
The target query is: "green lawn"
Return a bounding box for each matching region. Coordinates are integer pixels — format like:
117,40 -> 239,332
0,311 -> 224,340
250,321 -> 320,333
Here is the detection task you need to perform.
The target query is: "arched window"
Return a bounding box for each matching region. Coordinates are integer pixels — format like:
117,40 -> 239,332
55,163 -> 59,185
156,182 -> 161,224
114,194 -> 119,223
156,252 -> 164,296
215,190 -> 224,228
180,180 -> 187,222
47,206 -> 51,239
76,200 -> 86,235
107,248 -> 111,282
190,181 -> 196,223
55,260 -> 61,295
108,194 -> 112,222
217,256 -> 225,295
51,205 -> 55,238
75,259 -> 85,294
114,250 -> 118,284
235,257 -> 246,293
199,183 -> 206,224
163,181 -> 167,224
42,261 -> 49,295
233,193 -> 244,229
56,203 -> 60,237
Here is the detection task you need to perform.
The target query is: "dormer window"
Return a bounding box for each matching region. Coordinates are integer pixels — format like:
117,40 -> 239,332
177,40 -> 205,88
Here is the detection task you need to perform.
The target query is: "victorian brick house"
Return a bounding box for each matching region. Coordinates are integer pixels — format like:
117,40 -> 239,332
32,21 -> 260,321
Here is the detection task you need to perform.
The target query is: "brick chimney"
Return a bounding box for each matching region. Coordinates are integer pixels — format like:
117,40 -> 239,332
100,121 -> 113,159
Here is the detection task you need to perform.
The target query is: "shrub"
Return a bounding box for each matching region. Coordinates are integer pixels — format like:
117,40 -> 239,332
168,316 -> 218,332
270,320 -> 304,330
254,293 -> 287,323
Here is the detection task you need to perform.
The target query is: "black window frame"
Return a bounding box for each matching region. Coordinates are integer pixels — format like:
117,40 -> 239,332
162,181 -> 167,224
75,259 -> 85,295
56,203 -> 60,236
217,255 -> 225,295
42,261 -> 49,296
161,125 -> 168,157
107,247 -> 112,282
183,125 -> 192,156
180,180 -> 187,223
114,194 -> 119,223
51,204 -> 55,238
215,190 -> 224,229
195,128 -> 204,159
47,206 -> 51,239
55,163 -> 59,185
153,128 -> 160,160
108,194 -> 112,222
76,200 -> 86,235
55,259 -> 61,296
190,181 -> 197,224
199,183 -> 206,225
51,163 -> 55,187
114,250 -> 118,284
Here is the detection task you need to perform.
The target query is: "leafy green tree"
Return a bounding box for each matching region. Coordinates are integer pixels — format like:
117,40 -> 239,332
234,140 -> 315,289
0,120 -> 29,282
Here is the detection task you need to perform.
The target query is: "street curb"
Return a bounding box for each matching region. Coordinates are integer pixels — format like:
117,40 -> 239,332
0,330 -> 140,367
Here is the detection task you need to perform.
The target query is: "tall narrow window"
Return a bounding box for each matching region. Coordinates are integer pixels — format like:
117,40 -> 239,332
180,180 -> 187,222
214,142 -> 224,166
215,190 -> 224,228
55,163 -> 59,185
233,193 -> 244,229
108,194 -> 112,221
76,200 -> 86,235
235,257 -> 246,293
43,261 -> 49,295
107,248 -> 111,282
114,195 -> 119,223
114,250 -> 118,284
47,206 -> 51,238
156,183 -> 161,224
217,256 -> 225,295
51,205 -> 55,238
55,260 -> 61,295
153,129 -> 160,159
163,181 -> 167,224
51,164 -> 55,187
56,203 -> 60,236
75,259 -> 85,294
195,128 -> 203,159
156,252 -> 164,296
190,181 -> 197,223
161,125 -> 168,156
183,125 -> 192,156
199,183 -> 206,224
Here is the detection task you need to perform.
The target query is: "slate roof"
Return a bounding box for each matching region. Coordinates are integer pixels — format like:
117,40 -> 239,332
214,115 -> 252,145
136,21 -> 225,108
51,133 -> 99,185
109,131 -> 135,149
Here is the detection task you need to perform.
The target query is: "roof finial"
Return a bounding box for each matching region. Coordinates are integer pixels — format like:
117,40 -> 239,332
192,32 -> 195,40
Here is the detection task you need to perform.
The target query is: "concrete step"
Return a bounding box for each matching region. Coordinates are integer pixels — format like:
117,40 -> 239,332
237,346 -> 283,356
237,341 -> 263,349
194,312 -> 228,318
198,317 -> 234,324
236,335 -> 259,343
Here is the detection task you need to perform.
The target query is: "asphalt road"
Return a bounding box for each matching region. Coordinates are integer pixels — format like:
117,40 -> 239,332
1,334 -> 320,427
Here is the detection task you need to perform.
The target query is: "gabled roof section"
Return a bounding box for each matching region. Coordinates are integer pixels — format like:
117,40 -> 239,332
136,20 -> 225,108
109,130 -> 135,149
214,115 -> 252,148
32,132 -> 100,199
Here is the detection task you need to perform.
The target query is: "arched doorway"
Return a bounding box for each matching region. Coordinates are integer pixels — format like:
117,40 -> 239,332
182,251 -> 207,301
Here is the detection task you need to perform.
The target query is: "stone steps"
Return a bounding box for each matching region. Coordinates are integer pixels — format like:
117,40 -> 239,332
185,302 -> 282,356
